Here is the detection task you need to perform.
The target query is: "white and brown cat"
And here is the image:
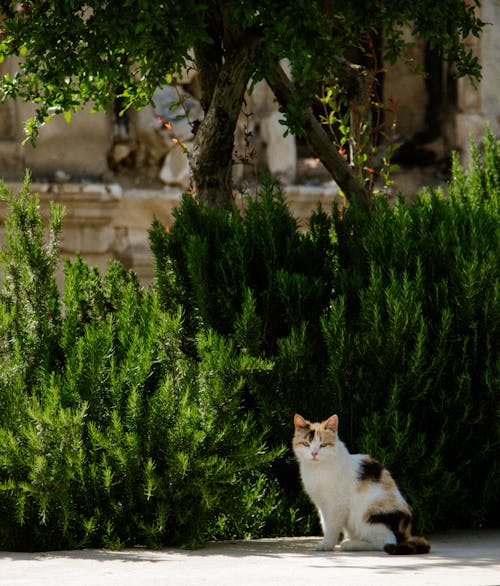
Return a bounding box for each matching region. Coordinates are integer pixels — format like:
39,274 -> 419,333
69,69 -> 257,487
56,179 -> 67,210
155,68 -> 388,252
293,413 -> 430,554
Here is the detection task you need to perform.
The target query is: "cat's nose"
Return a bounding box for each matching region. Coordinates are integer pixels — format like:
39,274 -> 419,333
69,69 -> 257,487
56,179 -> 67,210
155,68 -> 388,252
311,451 -> 318,460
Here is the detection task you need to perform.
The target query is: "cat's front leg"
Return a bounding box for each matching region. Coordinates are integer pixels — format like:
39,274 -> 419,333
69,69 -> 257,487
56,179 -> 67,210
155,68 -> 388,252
316,510 -> 344,551
316,537 -> 338,551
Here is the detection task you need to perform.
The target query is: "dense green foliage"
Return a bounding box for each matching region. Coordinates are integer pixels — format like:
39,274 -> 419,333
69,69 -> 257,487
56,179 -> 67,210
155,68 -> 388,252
0,1 -> 485,209
322,141 -> 499,528
150,131 -> 499,533
0,177 -> 284,550
0,131 -> 498,550
0,1 -> 483,128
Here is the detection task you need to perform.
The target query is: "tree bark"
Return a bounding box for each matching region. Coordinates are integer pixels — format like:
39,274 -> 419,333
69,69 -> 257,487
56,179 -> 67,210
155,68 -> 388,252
191,36 -> 258,209
266,63 -> 373,215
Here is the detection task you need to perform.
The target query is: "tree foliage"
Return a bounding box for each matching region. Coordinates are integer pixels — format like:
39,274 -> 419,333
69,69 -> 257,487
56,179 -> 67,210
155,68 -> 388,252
0,1 -> 484,208
0,1 -> 483,110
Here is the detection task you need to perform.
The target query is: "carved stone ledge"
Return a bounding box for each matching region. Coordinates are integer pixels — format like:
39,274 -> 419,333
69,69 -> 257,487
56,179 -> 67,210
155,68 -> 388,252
0,182 -> 123,285
5,181 -> 122,256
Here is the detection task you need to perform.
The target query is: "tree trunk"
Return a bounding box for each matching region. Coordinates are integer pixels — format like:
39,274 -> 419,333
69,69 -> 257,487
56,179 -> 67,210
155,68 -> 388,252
191,38 -> 258,209
266,63 -> 373,215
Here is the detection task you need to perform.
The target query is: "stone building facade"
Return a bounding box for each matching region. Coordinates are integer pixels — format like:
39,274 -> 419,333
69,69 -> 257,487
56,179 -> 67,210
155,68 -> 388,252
1,3 -> 499,284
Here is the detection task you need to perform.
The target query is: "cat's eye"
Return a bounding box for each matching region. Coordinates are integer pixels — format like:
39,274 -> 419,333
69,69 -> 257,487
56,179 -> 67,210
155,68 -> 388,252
320,443 -> 331,448
301,441 -> 310,447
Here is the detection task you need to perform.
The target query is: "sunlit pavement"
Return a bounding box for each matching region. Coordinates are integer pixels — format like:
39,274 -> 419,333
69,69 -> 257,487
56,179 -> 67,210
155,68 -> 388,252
1,529 -> 499,585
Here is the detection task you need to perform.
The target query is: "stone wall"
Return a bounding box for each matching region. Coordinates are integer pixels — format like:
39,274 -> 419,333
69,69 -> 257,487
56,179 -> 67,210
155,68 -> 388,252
0,182 -> 124,287
1,3 -> 498,284
455,0 -> 500,161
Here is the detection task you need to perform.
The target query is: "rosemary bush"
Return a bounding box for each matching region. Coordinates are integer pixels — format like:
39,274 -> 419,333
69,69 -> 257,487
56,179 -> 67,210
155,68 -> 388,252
323,131 -> 499,531
0,177 -> 283,550
0,130 -> 498,549
151,130 -> 499,534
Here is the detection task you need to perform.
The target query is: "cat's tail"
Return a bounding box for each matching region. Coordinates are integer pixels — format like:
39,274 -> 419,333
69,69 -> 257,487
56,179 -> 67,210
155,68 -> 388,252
369,509 -> 431,554
384,536 -> 431,555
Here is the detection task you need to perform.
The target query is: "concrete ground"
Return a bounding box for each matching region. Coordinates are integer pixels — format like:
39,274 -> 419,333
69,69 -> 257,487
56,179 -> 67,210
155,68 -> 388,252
1,529 -> 499,586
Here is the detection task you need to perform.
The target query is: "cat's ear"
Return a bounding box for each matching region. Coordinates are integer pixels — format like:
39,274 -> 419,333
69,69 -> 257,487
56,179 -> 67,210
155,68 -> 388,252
323,414 -> 338,433
294,414 -> 309,430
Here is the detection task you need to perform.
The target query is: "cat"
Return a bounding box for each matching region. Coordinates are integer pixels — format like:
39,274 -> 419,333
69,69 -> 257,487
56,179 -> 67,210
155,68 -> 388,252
293,413 -> 430,555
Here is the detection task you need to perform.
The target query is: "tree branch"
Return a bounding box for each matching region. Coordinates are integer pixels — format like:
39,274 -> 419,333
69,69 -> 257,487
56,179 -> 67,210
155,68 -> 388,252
190,33 -> 260,208
266,62 -> 373,214
193,3 -> 224,113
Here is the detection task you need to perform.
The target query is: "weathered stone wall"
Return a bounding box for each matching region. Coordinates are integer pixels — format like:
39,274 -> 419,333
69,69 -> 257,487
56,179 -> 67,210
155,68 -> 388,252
0,182 -> 123,287
383,33 -> 428,138
455,0 -> 500,161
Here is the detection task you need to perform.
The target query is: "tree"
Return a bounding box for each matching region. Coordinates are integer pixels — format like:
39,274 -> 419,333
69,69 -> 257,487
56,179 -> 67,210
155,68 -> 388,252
0,1 -> 483,211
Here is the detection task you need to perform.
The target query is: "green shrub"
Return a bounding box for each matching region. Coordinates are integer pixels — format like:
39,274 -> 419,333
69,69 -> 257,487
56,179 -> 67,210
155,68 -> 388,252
151,130 -> 499,534
323,130 -> 499,531
1,129 -> 498,549
149,179 -> 334,356
0,177 -> 284,550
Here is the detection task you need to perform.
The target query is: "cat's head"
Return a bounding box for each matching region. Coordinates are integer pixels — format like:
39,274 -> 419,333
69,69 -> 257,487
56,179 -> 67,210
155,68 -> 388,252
293,413 -> 339,464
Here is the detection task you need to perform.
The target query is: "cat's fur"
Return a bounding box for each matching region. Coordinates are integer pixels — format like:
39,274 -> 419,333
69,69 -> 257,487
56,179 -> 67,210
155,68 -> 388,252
293,414 -> 430,554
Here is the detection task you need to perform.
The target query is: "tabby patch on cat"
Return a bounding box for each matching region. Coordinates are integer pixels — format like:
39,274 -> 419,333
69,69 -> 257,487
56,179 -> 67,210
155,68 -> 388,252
293,413 -> 430,554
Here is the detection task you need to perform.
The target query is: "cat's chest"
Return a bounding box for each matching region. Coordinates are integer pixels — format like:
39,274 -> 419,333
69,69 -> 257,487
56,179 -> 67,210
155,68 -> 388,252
300,460 -> 353,500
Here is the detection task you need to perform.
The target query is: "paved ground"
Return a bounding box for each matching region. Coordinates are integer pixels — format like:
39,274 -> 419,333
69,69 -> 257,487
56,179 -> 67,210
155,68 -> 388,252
1,529 -> 499,586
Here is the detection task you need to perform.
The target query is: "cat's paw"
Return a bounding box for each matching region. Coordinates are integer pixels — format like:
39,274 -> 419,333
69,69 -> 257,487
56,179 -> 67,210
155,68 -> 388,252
315,540 -> 335,551
339,538 -> 381,551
